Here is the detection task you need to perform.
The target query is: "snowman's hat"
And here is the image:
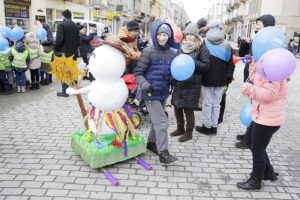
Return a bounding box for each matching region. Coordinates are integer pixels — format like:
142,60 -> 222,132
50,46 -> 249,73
101,33 -> 134,57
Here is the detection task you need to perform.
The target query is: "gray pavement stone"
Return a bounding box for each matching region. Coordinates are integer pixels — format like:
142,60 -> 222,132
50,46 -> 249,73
0,58 -> 300,199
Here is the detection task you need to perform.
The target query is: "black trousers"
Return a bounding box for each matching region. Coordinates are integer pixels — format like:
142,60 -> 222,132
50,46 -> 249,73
218,93 -> 226,123
243,64 -> 249,83
30,69 -> 39,83
245,122 -> 280,180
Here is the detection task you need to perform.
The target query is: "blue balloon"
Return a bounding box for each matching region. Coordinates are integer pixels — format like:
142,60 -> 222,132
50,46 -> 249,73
11,27 -> 24,41
252,27 -> 285,61
239,102 -> 252,127
35,28 -> 47,40
0,26 -> 12,39
171,54 -> 195,81
0,37 -> 9,51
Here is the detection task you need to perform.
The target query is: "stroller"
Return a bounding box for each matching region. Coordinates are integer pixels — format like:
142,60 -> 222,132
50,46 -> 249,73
122,74 -> 149,128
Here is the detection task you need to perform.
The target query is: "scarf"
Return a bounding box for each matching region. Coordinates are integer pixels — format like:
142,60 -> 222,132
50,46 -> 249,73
181,40 -> 196,53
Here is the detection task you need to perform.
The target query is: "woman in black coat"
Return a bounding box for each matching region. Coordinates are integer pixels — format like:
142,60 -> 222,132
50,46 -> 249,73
171,23 -> 210,142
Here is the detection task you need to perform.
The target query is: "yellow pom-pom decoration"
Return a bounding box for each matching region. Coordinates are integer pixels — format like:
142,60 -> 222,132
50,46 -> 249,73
85,134 -> 93,141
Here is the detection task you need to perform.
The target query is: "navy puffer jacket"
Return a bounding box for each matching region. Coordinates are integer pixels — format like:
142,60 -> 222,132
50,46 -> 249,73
134,21 -> 177,100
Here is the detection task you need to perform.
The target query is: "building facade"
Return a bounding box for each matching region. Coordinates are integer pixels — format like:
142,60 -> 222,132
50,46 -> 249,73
207,0 -> 300,44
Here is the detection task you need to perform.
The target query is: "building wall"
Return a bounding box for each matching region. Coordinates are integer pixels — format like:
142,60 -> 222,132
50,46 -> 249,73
0,2 -> 5,27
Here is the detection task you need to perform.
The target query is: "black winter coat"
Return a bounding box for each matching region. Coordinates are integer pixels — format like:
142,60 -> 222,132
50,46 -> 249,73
171,44 -> 210,109
202,48 -> 235,87
79,33 -> 94,56
54,19 -> 79,57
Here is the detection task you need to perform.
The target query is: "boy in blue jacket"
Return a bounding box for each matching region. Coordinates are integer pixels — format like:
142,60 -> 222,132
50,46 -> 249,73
134,22 -> 177,165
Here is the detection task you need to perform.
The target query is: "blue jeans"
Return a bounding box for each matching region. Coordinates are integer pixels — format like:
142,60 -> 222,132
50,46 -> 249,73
15,71 -> 26,86
40,71 -> 49,79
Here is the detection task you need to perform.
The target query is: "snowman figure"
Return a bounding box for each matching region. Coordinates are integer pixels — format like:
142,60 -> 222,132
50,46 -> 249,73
66,43 -> 144,165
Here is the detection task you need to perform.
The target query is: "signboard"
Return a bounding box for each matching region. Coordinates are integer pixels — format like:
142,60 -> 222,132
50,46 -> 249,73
5,3 -> 29,18
73,12 -> 84,19
4,0 -> 31,6
35,15 -> 46,23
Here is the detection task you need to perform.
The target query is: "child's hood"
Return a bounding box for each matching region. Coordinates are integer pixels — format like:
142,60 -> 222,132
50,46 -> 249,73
151,21 -> 176,50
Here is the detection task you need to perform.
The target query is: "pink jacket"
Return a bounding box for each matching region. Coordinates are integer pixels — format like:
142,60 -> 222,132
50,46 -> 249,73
241,63 -> 288,126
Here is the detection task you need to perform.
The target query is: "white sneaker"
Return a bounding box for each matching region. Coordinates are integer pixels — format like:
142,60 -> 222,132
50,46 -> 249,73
17,86 -> 21,93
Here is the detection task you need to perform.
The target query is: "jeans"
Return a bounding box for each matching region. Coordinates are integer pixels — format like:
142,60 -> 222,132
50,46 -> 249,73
15,71 -> 26,86
245,122 -> 280,180
40,71 -> 49,79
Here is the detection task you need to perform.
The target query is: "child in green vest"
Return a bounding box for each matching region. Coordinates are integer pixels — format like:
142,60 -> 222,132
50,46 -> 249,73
25,32 -> 44,90
10,40 -> 30,93
0,44 -> 13,94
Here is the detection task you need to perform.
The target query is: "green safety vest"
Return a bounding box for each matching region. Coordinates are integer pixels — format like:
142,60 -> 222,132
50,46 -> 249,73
40,51 -> 53,63
12,49 -> 28,69
27,46 -> 39,60
0,50 -> 12,70
0,54 -> 5,70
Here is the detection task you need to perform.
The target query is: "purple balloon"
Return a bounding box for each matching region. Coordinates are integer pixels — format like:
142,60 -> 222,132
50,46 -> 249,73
256,48 -> 297,82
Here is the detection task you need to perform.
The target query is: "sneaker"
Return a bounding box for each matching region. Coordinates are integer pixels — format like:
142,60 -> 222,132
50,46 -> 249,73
195,125 -> 215,135
146,142 -> 159,155
159,150 -> 178,165
236,134 -> 245,141
57,92 -> 69,97
235,141 -> 249,149
211,127 -> 217,134
237,176 -> 261,190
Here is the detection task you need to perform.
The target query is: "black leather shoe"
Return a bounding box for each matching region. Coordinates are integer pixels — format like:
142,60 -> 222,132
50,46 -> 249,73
264,167 -> 278,181
237,177 -> 261,190
235,141 -> 249,149
159,150 -> 178,165
236,134 -> 245,141
57,92 -> 69,97
146,142 -> 159,155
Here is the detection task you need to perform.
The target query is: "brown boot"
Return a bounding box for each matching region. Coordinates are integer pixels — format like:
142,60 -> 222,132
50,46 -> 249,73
170,108 -> 185,136
178,109 -> 195,142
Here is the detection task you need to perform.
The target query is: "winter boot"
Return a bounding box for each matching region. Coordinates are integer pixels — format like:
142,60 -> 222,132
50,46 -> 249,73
235,141 -> 249,149
178,109 -> 194,142
211,127 -> 217,134
170,108 -> 185,136
17,86 -> 21,93
263,166 -> 278,181
236,134 -> 245,141
5,84 -> 14,95
43,79 -> 49,85
35,82 -> 40,89
21,86 -> 26,93
237,176 -> 262,190
146,142 -> 159,155
159,150 -> 178,165
29,83 -> 36,90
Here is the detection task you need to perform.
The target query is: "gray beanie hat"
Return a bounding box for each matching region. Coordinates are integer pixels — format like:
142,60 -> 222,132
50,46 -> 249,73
157,24 -> 171,37
184,23 -> 200,38
197,18 -> 207,29
207,21 -> 221,29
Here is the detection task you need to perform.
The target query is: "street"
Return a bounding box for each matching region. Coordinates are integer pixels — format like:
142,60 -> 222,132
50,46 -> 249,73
0,59 -> 300,200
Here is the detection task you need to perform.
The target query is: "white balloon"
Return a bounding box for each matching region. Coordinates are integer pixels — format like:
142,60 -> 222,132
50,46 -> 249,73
87,78 -> 128,112
89,44 -> 125,82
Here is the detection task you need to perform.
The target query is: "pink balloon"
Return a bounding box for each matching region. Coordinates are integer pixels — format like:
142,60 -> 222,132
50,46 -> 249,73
256,48 -> 297,82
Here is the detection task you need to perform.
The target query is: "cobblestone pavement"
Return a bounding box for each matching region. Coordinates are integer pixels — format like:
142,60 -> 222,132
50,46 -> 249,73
0,59 -> 300,200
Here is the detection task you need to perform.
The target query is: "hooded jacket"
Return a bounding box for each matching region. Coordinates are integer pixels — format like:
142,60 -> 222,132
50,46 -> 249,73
241,62 -> 287,126
134,21 -> 177,101
117,26 -> 141,65
202,28 -> 235,87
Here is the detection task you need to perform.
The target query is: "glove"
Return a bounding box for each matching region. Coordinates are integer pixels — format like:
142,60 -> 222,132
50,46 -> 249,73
141,82 -> 153,95
169,78 -> 178,86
